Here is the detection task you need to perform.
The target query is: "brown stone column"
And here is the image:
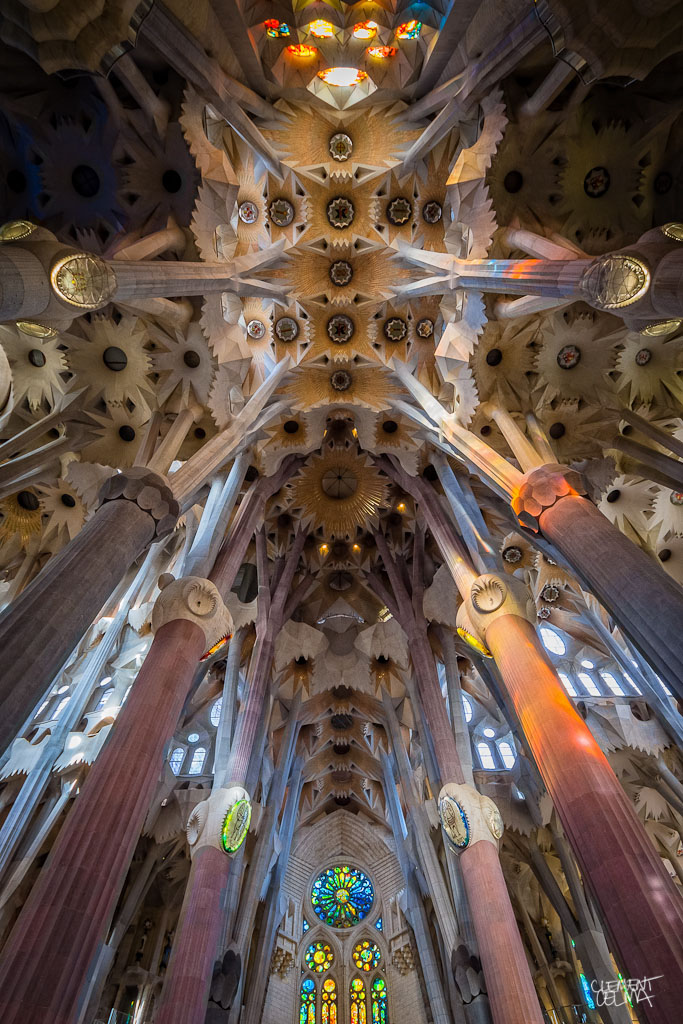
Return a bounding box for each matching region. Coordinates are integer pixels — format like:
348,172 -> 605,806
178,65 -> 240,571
408,632 -> 544,1024
0,619 -> 203,1023
155,846 -> 232,1024
540,492 -> 683,702
0,468 -> 178,754
484,611 -> 683,1024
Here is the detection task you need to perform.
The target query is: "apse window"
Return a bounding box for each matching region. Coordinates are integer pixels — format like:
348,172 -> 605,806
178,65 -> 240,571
476,742 -> 496,770
600,672 -> 625,696
188,746 -> 207,775
497,740 -> 516,769
169,747 -> 184,775
578,672 -> 601,697
557,671 -> 578,697
210,698 -> 223,726
539,626 -> 566,656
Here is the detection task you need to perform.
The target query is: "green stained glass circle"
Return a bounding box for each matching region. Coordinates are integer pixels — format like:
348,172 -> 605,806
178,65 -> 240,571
304,940 -> 334,972
311,865 -> 374,928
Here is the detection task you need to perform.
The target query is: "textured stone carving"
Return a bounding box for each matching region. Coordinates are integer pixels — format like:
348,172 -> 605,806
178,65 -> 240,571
184,786 -> 251,857
152,575 -> 233,653
510,464 -> 586,533
98,467 -> 179,540
438,782 -> 503,851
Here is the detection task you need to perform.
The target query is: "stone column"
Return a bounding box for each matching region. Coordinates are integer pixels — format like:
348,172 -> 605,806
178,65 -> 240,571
0,468 -> 178,755
461,572 -> 683,1024
512,464 -> 683,702
0,575 -> 230,1024
155,530 -> 310,1024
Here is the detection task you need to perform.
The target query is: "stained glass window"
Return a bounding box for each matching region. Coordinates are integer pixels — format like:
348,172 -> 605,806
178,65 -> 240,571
322,977 -> 337,1024
375,917 -> 383,932
352,940 -> 381,972
311,865 -> 374,928
169,747 -> 184,775
305,941 -> 334,973
300,978 -> 316,1024
303,918 -> 310,933
371,977 -> 388,1024
350,977 -> 367,1024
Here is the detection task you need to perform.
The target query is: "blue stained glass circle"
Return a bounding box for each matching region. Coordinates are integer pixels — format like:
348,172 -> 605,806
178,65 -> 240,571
311,864 -> 374,928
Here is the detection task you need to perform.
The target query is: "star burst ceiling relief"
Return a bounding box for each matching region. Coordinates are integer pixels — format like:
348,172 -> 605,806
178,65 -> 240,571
289,449 -> 390,539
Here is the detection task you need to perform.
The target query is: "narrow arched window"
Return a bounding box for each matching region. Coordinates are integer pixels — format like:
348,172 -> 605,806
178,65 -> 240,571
497,741 -> 516,769
600,671 -> 625,696
476,741 -> 496,770
578,672 -> 600,696
322,977 -> 337,1024
350,977 -> 367,1024
169,747 -> 184,775
371,976 -> 388,1024
210,698 -> 223,726
462,694 -> 473,722
188,746 -> 206,775
557,671 -> 578,697
299,978 -> 316,1024
54,696 -> 70,718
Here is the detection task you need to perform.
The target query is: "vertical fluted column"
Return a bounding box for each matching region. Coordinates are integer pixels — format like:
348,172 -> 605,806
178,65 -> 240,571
482,610 -> 683,1024
0,468 -> 178,754
0,572 -> 230,1024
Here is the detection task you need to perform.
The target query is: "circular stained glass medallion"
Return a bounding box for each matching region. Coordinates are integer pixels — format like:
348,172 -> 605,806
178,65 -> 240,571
583,166 -> 610,198
238,200 -> 259,224
387,196 -> 412,226
305,941 -> 334,972
327,196 -> 355,229
422,200 -> 442,224
329,260 -> 353,286
384,317 -> 407,342
247,319 -> 266,340
556,344 -> 581,370
352,939 -> 381,971
275,316 -> 299,342
327,314 -> 355,344
329,133 -> 353,161
311,865 -> 374,928
269,198 -> 294,226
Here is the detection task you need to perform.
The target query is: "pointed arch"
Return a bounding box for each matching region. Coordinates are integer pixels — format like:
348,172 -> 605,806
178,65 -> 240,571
300,977 -> 316,1024
350,976 -> 367,1024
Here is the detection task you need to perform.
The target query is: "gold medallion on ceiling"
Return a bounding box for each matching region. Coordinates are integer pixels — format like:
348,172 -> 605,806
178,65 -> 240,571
290,449 -> 389,539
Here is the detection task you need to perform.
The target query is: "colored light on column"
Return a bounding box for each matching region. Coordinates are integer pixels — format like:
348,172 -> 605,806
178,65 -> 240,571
367,46 -> 397,58
309,19 -> 336,38
396,20 -> 422,39
318,67 -> 368,86
353,21 -> 378,40
579,974 -> 596,1010
264,19 -> 290,37
288,44 -> 319,57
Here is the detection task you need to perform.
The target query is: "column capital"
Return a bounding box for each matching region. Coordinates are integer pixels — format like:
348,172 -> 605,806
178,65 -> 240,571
98,466 -> 179,540
511,463 -> 586,532
457,572 -> 534,653
151,575 -> 233,656
185,786 -> 252,858
438,782 -> 504,851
